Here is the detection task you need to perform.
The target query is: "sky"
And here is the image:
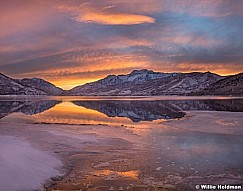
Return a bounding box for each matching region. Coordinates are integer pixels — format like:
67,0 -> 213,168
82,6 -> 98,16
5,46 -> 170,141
0,0 -> 243,89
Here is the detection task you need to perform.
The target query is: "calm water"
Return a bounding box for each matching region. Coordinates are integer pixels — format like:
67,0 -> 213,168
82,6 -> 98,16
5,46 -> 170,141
0,96 -> 243,128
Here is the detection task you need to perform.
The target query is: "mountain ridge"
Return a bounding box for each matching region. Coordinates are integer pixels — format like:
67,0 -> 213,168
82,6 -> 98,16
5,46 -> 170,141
192,72 -> 243,96
68,69 -> 224,96
19,77 -> 63,95
0,73 -> 63,95
0,70 -> 242,96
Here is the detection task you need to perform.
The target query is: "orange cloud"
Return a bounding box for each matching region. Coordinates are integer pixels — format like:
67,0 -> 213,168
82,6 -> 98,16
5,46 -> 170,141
77,12 -> 155,25
58,3 -> 155,25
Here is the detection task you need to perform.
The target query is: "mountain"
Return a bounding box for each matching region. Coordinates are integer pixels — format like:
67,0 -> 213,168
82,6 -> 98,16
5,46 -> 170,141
19,78 -> 63,95
0,73 -> 63,95
194,73 -> 243,96
68,69 -> 179,95
68,70 -> 223,96
0,73 -> 47,95
150,72 -> 224,95
2,70 -> 241,96
70,69 -> 179,95
95,69 -> 179,85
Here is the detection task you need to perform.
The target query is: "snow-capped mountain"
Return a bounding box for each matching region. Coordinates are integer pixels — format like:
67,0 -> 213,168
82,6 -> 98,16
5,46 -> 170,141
0,73 -> 47,95
19,78 -> 63,95
150,72 -> 224,95
0,73 -> 63,95
1,70 -> 242,96
99,69 -> 179,85
68,70 -> 223,96
193,73 -> 243,96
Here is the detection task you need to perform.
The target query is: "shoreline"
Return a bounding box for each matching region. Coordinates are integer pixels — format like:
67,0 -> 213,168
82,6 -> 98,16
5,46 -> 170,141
0,135 -> 64,191
0,95 -> 243,101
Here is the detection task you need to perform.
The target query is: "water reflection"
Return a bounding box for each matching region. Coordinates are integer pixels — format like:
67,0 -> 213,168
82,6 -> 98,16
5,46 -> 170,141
0,100 -> 60,119
0,98 -> 243,125
73,101 -> 185,122
92,170 -> 139,180
171,99 -> 243,112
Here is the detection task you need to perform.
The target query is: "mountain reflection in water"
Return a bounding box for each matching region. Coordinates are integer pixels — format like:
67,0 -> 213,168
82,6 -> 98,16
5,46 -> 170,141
0,98 -> 243,125
73,101 -> 185,122
0,100 -> 60,119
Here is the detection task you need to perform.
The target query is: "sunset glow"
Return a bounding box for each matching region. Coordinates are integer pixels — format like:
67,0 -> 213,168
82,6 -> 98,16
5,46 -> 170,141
1,0 -> 243,89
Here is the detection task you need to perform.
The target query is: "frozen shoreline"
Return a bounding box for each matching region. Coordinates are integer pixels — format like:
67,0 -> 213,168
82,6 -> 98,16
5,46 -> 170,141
0,135 -> 63,191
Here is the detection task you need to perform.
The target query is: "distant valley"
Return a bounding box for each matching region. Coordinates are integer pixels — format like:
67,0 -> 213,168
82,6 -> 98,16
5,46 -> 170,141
0,69 -> 242,96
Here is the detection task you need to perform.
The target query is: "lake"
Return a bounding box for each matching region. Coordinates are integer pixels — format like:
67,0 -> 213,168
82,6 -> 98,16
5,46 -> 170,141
1,96 -> 243,127
1,96 -> 243,190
